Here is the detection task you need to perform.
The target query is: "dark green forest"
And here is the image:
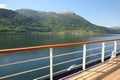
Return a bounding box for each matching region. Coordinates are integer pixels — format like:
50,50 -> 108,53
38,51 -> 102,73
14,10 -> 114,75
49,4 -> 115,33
0,8 -> 119,35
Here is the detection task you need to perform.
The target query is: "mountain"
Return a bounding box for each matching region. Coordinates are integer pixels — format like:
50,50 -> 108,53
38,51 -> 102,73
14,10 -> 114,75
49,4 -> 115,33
0,8 -> 119,34
0,9 -> 44,34
111,26 -> 120,30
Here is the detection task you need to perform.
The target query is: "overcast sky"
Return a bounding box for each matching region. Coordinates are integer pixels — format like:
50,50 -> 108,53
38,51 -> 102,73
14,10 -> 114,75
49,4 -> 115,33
0,0 -> 120,27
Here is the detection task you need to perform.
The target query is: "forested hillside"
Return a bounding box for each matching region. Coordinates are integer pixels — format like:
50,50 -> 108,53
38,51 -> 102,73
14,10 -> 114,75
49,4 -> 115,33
0,8 -> 119,34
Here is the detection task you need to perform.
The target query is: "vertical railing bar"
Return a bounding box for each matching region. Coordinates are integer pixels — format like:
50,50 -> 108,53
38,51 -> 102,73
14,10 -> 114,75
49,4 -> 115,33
50,48 -> 53,80
114,41 -> 117,53
114,41 -> 117,57
111,41 -> 117,59
101,42 -> 105,62
83,44 -> 86,70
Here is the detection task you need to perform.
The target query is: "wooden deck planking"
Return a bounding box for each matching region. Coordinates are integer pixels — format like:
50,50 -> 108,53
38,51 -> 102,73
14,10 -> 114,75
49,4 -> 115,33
68,57 -> 120,80
102,69 -> 120,80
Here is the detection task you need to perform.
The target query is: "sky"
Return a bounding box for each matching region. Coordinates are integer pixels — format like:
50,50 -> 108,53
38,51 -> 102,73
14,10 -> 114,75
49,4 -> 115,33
0,0 -> 120,27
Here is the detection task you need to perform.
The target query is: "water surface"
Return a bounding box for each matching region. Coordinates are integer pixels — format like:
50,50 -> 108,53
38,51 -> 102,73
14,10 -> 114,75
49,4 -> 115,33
0,34 -> 120,80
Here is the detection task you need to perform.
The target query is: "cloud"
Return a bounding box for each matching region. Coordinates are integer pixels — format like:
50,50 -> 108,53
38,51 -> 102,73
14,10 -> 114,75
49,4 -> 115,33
0,3 -> 7,8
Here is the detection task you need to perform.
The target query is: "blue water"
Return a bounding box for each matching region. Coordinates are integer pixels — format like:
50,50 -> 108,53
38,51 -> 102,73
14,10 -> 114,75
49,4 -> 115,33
0,34 -> 120,80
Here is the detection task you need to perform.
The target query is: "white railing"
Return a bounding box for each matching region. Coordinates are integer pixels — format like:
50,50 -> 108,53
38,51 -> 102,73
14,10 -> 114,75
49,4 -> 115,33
0,39 -> 120,80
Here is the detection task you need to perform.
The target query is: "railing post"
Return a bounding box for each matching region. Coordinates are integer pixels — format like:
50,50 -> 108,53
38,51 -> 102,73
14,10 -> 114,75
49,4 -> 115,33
83,44 -> 86,70
111,41 -> 117,59
112,41 -> 117,58
50,48 -> 53,80
101,42 -> 105,62
114,41 -> 117,58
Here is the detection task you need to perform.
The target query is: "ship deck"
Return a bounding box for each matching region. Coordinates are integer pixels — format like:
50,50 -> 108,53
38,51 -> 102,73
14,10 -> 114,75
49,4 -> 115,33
67,56 -> 120,80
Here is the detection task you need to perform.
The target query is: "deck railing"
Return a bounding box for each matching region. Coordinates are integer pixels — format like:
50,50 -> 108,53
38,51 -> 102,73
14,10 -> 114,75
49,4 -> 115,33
0,39 -> 120,80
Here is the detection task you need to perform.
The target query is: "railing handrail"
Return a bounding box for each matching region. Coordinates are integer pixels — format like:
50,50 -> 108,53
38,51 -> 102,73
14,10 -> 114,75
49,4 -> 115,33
0,39 -> 120,53
0,38 -> 120,80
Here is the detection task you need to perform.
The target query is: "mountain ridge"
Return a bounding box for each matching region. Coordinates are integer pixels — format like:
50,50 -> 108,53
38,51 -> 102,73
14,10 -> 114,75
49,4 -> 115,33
111,26 -> 120,29
0,8 -> 119,34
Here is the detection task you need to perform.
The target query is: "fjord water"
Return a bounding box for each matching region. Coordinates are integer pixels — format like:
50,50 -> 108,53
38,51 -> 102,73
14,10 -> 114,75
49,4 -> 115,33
0,34 -> 120,80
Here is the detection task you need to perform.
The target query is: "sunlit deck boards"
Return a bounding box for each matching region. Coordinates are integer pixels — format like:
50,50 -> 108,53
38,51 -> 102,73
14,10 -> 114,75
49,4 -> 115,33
68,56 -> 120,80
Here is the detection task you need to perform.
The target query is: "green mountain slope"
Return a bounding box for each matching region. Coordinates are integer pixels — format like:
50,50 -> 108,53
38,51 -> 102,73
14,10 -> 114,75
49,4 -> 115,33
0,8 -> 119,34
